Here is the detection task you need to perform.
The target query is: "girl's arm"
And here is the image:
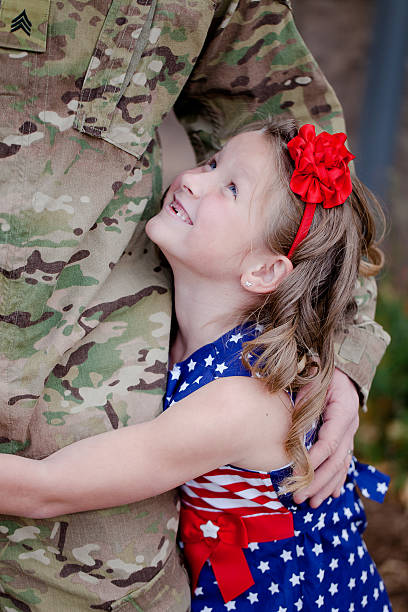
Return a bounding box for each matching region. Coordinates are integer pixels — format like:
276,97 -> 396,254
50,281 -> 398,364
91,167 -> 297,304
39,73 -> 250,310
0,377 -> 291,519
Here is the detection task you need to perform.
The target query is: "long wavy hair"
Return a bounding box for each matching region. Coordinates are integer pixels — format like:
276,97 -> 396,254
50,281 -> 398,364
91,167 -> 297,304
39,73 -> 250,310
240,119 -> 384,492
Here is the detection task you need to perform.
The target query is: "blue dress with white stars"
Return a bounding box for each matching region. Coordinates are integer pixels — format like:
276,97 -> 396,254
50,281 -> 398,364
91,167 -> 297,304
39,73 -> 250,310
164,324 -> 392,612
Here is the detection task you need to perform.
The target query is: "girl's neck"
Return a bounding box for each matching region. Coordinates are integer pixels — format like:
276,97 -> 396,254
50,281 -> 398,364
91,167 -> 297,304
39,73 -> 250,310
169,269 -> 250,367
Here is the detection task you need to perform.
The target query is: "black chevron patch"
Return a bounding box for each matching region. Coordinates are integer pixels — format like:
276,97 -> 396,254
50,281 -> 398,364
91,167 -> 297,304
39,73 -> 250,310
10,9 -> 32,37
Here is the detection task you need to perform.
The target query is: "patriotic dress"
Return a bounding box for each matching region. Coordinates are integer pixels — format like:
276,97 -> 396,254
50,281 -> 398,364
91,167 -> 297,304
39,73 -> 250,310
164,325 -> 392,611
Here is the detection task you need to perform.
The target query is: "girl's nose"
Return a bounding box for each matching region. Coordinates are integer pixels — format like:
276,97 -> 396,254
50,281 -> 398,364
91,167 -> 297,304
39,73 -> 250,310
180,170 -> 202,198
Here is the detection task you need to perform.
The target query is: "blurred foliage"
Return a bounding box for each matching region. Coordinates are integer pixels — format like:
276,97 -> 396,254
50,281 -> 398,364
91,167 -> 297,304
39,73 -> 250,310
356,282 -> 408,496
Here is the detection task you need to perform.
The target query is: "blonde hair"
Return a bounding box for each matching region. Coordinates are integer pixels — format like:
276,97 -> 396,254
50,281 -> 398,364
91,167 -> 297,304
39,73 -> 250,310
241,119 -> 384,492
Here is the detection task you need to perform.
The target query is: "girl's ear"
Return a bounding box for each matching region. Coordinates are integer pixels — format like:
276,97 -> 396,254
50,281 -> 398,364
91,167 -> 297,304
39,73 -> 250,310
240,250 -> 293,294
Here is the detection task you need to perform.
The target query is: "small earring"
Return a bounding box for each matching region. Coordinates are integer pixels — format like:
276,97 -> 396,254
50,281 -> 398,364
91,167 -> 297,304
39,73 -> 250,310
244,281 -> 253,287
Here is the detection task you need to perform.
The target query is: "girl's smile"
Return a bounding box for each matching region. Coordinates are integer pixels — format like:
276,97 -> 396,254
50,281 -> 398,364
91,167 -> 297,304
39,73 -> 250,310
165,194 -> 194,225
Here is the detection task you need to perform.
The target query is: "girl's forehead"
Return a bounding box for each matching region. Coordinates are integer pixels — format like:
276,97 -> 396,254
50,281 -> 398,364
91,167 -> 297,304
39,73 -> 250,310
224,131 -> 273,173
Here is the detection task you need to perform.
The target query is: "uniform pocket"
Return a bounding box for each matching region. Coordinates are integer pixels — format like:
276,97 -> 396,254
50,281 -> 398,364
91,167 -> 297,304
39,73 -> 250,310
74,0 -> 216,159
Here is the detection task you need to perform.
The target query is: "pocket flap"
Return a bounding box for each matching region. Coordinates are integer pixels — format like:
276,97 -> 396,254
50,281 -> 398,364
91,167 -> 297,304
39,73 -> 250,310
74,0 -> 216,159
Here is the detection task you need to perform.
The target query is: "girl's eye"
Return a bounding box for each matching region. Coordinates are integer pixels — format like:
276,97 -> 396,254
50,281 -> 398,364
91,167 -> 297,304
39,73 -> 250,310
228,183 -> 238,198
208,158 -> 217,169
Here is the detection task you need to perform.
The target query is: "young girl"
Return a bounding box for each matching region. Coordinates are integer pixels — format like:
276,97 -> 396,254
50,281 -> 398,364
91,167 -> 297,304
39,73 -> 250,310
0,121 -> 391,611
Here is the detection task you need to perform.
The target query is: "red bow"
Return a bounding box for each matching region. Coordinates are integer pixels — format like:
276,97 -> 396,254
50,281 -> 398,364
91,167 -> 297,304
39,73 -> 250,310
180,508 -> 294,603
286,124 -> 355,258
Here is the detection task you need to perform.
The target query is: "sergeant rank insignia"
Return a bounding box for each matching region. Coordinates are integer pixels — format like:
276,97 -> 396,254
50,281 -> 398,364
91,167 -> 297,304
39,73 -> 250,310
0,0 -> 51,52
10,10 -> 32,36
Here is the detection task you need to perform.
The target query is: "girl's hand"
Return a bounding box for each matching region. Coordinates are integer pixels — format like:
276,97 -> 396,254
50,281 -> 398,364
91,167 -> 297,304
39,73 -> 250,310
293,368 -> 360,507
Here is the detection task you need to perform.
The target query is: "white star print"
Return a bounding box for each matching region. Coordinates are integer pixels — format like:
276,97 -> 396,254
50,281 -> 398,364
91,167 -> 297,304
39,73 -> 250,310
204,354 -> 214,367
303,512 -> 313,523
332,535 -> 341,547
201,607 -> 212,612
179,381 -> 189,392
360,570 -> 368,584
255,323 -> 264,332
328,583 -> 338,596
348,577 -> 356,590
379,580 -> 384,591
329,558 -> 339,570
315,595 -> 324,608
280,549 -> 292,562
193,376 -> 203,385
348,553 -> 355,566
361,488 -> 370,498
316,512 -> 326,529
370,563 -> 375,575
349,604 -> 355,612
341,528 -> 349,541
344,507 -> 353,519
215,362 -> 228,374
357,546 -> 364,559
171,365 -> 181,380
296,545 -> 304,557
377,481 -> 388,494
373,588 -> 379,600
247,592 -> 258,604
312,543 -> 323,557
317,568 -> 325,582
350,522 -> 358,533
195,587 -> 203,596
361,595 -> 368,608
248,542 -> 259,551
187,359 -> 196,371
289,573 -> 301,587
332,512 -> 340,524
229,332 -> 243,343
277,607 -> 287,612
268,581 -> 279,594
299,571 -> 305,581
257,561 -> 270,573
294,598 -> 303,611
200,521 -> 219,539
368,464 -> 376,472
224,602 -> 236,610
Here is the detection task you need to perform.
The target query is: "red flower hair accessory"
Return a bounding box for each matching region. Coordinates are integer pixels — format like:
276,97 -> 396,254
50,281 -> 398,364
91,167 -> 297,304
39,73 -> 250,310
286,124 -> 355,259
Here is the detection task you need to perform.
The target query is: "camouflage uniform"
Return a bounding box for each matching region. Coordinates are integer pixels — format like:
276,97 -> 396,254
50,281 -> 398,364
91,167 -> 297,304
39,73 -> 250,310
0,0 -> 389,610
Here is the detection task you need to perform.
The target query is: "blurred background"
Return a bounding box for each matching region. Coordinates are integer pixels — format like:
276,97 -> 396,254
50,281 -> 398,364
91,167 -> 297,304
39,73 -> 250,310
159,1 -> 408,608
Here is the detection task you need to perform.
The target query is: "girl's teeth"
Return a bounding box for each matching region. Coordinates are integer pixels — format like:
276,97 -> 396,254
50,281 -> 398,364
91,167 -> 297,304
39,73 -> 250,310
170,201 -> 192,224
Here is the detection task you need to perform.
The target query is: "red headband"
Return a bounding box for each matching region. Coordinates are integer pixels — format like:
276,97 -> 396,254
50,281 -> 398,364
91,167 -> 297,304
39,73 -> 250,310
286,124 -> 355,259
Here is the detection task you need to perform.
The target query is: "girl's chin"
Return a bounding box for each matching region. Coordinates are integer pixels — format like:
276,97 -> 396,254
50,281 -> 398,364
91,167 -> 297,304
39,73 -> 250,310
145,215 -> 160,241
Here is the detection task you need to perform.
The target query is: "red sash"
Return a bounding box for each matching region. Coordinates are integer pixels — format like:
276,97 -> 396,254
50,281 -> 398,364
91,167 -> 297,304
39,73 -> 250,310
180,507 -> 294,603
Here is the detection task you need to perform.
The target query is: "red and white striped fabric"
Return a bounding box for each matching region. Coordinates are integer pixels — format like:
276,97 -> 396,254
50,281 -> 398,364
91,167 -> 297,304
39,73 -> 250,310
181,464 -> 291,519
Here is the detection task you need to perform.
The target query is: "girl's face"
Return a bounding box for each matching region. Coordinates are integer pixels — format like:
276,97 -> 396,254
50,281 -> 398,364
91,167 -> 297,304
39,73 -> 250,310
146,131 -> 274,279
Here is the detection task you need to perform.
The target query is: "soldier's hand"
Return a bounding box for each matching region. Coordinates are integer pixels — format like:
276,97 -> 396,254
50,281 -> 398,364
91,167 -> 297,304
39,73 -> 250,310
293,368 -> 360,508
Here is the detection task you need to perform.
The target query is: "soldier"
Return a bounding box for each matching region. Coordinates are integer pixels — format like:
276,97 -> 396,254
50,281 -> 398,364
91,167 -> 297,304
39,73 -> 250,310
0,1 -> 389,611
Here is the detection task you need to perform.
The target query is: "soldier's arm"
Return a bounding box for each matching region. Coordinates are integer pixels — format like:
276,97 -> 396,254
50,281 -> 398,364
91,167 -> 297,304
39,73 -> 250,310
334,275 -> 390,406
175,0 -> 346,161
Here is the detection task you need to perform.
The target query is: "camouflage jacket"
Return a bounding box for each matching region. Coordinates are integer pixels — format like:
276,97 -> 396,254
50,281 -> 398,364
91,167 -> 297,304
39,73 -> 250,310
0,1 -> 389,611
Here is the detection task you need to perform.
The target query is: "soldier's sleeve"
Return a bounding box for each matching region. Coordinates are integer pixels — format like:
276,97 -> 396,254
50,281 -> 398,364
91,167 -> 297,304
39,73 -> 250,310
174,0 -> 390,404
174,0 -> 346,161
334,276 -> 390,408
